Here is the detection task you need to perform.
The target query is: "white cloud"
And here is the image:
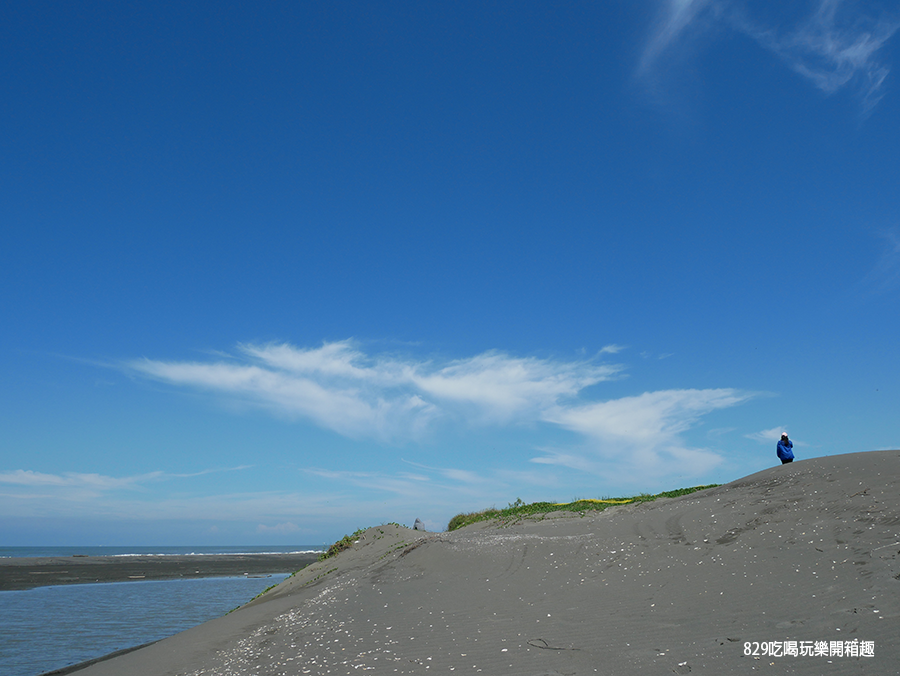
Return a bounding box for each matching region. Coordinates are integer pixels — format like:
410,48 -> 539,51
0,466 -> 251,497
401,459 -> 493,486
641,0 -> 900,114
0,469 -> 162,489
408,351 -> 618,424
748,0 -> 900,115
130,352 -> 433,441
301,465 -> 491,502
859,228 -> 900,293
256,522 -> 302,535
536,388 -> 753,478
639,0 -> 716,75
544,388 -> 750,441
171,465 -> 254,478
123,341 -> 757,486
127,341 -> 622,440
745,426 -> 788,443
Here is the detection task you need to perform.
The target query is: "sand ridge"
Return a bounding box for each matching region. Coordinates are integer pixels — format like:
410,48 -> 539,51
69,450 -> 900,675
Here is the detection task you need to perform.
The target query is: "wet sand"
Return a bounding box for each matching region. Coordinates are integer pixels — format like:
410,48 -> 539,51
67,450 -> 900,675
0,553 -> 320,591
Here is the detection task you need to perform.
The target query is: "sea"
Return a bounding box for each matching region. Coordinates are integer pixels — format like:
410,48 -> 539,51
0,546 -> 324,676
0,545 -> 319,558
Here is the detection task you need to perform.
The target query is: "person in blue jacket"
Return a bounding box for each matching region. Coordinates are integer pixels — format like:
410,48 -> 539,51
777,433 -> 794,464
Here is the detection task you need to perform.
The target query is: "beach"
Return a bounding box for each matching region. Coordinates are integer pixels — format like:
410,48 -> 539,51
67,450 -> 900,675
0,553 -> 320,592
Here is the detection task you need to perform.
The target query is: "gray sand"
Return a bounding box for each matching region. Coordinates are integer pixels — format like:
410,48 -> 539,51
69,451 -> 900,675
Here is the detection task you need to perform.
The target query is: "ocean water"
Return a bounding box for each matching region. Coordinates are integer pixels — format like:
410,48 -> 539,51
0,574 -> 293,676
0,547 -> 325,676
0,545 -> 322,558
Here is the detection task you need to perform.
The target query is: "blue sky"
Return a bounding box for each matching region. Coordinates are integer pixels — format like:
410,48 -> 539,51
2,1 -> 898,546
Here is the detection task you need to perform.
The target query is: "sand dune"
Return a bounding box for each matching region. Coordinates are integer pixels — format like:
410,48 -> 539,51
69,451 -> 900,675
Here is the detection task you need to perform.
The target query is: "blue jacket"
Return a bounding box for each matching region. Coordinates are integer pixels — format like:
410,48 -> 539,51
777,438 -> 794,461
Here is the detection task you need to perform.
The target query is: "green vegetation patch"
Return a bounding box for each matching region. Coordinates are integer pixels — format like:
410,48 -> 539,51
304,567 -> 338,585
318,523 -> 406,561
318,535 -> 355,561
318,527 -> 367,561
447,485 -> 718,531
249,583 -> 278,602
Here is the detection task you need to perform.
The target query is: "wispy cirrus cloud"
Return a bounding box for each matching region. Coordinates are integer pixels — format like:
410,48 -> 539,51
125,340 -> 756,485
256,522 -> 302,535
0,470 -> 172,518
0,469 -> 162,490
303,468 -> 438,499
536,388 -> 754,478
744,425 -> 789,443
0,466 -> 251,494
127,341 -> 623,441
639,0 -> 717,76
3,341 -> 757,537
858,228 -> 900,293
745,427 -> 808,448
640,0 -> 900,114
545,388 -> 750,442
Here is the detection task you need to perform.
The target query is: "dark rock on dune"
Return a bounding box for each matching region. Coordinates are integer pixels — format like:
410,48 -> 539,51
68,451 -> 900,675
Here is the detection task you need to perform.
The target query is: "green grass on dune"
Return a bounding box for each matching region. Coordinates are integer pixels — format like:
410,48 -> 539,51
446,485 -> 719,531
318,528 -> 369,561
314,485 -> 720,561
318,523 -> 403,561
